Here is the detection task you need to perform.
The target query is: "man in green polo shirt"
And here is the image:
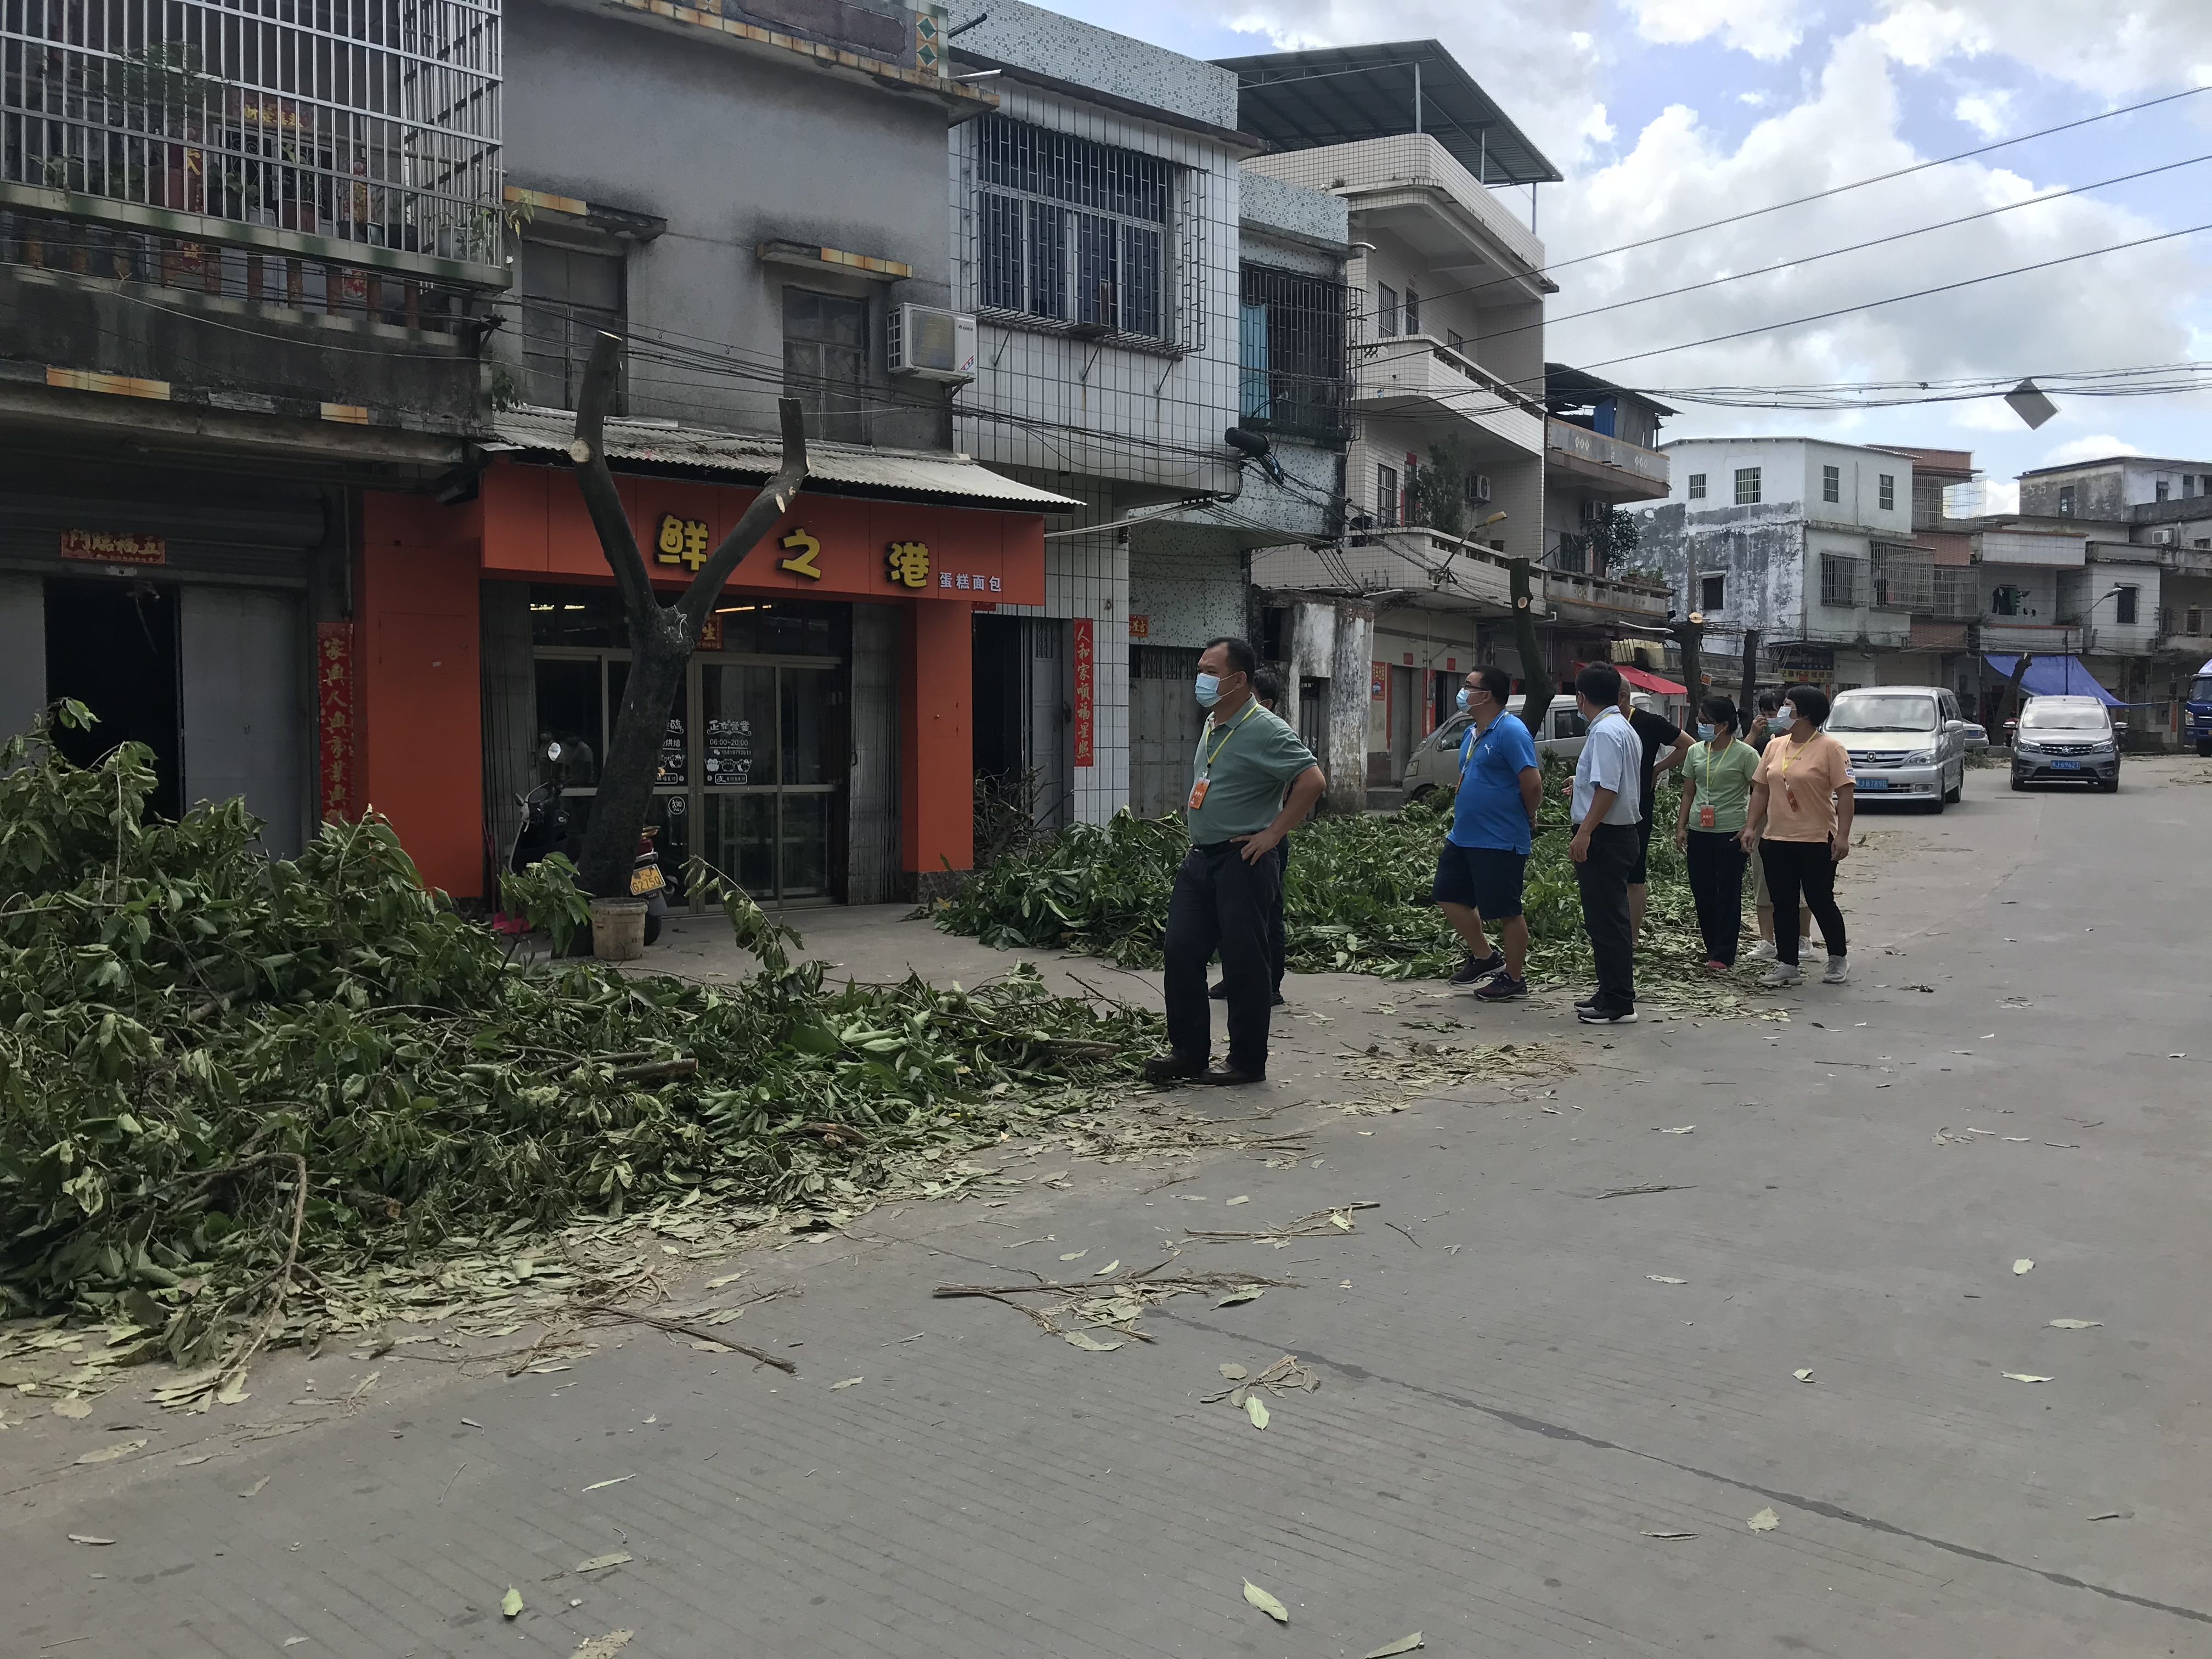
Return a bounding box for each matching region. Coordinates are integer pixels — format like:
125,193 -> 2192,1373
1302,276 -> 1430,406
1144,635 -> 1327,1087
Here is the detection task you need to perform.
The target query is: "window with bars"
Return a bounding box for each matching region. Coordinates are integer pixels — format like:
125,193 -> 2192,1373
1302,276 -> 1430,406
0,0 -> 503,277
1687,472 -> 1706,500
1238,264 -> 1346,441
1931,565 -> 1978,619
975,115 -> 1171,341
1735,466 -> 1762,505
520,239 -> 625,411
1870,545 -> 1931,611
1820,553 -> 1865,607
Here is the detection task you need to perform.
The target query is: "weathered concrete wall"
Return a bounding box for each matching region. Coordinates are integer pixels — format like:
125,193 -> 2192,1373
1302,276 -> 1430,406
1327,600 -> 1374,812
1635,499 -> 1804,642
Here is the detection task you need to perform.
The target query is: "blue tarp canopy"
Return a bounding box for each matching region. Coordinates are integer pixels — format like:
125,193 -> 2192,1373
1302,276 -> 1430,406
1982,654 -> 2123,706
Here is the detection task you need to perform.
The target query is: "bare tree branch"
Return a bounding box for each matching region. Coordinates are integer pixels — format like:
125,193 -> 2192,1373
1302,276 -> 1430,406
675,397 -> 810,637
570,332 -> 658,628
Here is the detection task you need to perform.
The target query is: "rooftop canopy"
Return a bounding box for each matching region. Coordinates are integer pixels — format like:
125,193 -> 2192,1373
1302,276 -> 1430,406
1214,41 -> 1562,188
1546,363 -> 1677,419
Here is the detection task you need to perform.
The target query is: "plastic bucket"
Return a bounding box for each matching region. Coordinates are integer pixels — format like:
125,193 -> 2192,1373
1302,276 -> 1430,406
589,896 -> 650,962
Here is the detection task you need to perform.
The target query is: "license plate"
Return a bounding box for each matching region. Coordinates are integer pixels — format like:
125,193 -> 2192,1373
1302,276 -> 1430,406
2050,759 -> 2080,771
630,865 -> 665,894
1857,776 -> 1887,791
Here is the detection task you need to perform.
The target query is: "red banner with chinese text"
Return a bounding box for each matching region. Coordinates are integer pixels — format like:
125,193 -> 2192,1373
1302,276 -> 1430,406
1072,617 -> 1094,769
316,620 -> 357,821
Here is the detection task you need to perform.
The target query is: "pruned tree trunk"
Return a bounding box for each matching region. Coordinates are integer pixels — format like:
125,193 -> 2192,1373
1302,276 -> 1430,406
567,333 -> 809,900
1674,618 -> 1703,717
1736,627 -> 1760,721
1508,558 -> 1553,736
2001,652 -> 2035,739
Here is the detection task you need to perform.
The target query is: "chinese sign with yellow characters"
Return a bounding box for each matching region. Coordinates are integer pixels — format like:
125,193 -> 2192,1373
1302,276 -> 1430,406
885,540 -> 932,590
655,514 -> 712,572
778,528 -> 823,580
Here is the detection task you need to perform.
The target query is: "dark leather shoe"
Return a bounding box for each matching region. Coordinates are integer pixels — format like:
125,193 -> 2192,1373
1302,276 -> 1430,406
1199,1064 -> 1266,1086
1143,1053 -> 1207,1084
1207,981 -> 1228,999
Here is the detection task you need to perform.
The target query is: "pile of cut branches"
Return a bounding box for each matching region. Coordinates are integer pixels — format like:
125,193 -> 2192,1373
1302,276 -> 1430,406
0,706 -> 1158,1379
932,764 -> 1716,983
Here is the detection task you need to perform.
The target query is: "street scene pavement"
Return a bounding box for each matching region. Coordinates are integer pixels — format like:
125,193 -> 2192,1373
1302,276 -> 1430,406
7,761 -> 2210,1658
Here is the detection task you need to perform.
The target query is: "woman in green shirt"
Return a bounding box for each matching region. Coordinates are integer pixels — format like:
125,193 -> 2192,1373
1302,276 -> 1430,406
1674,694 -> 1762,968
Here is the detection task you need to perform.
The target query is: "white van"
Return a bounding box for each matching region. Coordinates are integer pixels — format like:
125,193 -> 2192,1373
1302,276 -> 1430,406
1827,685 -> 1970,812
1401,691 -> 1663,803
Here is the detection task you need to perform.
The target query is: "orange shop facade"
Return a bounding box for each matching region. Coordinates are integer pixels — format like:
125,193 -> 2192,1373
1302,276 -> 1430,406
348,456 -> 1051,907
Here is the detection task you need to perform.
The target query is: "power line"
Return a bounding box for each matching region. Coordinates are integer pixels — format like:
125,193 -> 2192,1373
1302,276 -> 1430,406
1397,82 -> 2212,314
1575,219 -> 2212,373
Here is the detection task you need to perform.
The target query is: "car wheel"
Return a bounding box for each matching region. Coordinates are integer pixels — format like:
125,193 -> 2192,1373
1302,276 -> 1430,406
1943,765 -> 1962,804
2199,739 -> 2212,759
1406,785 -> 1434,805
2010,773 -> 2027,792
2100,774 -> 2120,794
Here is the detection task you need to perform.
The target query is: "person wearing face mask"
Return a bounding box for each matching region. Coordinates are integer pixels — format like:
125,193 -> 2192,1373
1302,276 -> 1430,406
1146,637 -> 1327,1086
1431,664 -> 1541,1001
1673,694 -> 1761,969
1743,687 -> 1815,961
1568,662 -> 1645,1025
1740,683 -> 1854,988
1211,668 -> 1292,1007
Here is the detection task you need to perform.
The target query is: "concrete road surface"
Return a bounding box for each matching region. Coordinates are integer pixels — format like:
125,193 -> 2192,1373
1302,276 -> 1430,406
7,759 -> 2210,1657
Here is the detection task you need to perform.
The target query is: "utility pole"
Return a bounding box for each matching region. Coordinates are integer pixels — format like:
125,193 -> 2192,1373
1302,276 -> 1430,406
565,333 -> 810,900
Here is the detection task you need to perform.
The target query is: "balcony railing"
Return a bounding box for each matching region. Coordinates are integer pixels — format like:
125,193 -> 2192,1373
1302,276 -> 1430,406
1545,417 -> 1668,485
1354,333 -> 1545,454
1,0 -> 505,286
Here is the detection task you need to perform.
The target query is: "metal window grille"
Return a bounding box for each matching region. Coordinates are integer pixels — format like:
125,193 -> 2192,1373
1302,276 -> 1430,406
1734,466 -> 1762,505
1930,565 -> 1977,619
1871,545 -> 1931,612
1686,472 -> 1705,500
1820,552 -> 1865,607
2187,605 -> 2203,634
1238,261 -> 1345,443
974,112 -> 1174,342
1,0 -> 504,282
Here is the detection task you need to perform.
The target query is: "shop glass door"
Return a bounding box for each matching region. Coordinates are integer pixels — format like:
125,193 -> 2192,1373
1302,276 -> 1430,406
700,660 -> 842,902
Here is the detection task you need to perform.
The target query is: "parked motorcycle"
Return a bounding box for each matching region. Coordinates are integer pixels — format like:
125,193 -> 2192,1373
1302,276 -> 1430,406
509,741 -> 665,949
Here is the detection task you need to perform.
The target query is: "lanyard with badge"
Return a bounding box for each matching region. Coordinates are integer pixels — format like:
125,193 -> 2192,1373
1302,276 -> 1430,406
1696,740 -> 1720,828
1770,735 -> 1813,815
1188,699 -> 1259,811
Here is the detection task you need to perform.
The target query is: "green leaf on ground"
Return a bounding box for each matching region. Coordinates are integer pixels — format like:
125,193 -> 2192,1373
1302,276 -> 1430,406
575,1551 -> 633,1573
1216,1286 -> 1266,1308
76,1437 -> 146,1464
1747,1508 -> 1780,1532
2012,1259 -> 2034,1274
501,1586 -> 523,1620
1063,1331 -> 1122,1352
2004,1373 -> 2053,1384
1245,1396 -> 1269,1429
1218,1363 -> 1247,1380
1364,1635 -> 1424,1657
1243,1579 -> 1290,1623
2047,1319 -> 2101,1330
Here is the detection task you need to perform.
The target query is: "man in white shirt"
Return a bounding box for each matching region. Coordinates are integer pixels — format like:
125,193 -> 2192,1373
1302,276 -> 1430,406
1568,662 -> 1643,1025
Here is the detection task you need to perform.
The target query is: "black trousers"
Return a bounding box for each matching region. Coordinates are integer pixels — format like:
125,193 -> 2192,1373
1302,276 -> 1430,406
1759,838 -> 1847,967
1685,829 -> 1750,966
1166,842 -> 1280,1073
1266,836 -> 1290,995
1573,821 -> 1639,1013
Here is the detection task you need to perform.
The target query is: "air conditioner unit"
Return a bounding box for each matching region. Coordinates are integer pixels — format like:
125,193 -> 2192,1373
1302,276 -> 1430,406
1578,498 -> 1602,524
1471,474 -> 1493,504
2154,526 -> 2180,546
888,304 -> 978,382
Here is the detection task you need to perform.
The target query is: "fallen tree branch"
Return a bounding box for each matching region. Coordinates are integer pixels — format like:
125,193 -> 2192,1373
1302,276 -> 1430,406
216,1153 -> 309,1391
935,1271 -> 1297,1299
575,1301 -> 797,1374
1184,1200 -> 1381,1242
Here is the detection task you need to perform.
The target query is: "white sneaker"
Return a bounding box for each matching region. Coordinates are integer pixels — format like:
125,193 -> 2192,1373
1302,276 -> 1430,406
1748,939 -> 1778,962
1821,955 -> 1850,985
1759,963 -> 1803,989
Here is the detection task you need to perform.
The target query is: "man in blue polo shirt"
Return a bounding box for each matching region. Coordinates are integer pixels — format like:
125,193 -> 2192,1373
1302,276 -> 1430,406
1432,664 -> 1542,1001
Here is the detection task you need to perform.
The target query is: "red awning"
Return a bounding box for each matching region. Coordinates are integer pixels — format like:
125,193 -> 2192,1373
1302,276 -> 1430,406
1615,664 -> 1687,695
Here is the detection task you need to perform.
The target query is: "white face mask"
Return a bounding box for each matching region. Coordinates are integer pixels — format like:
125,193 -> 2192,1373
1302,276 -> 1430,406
1456,688 -> 1472,712
1779,702 -> 1797,725
1195,673 -> 1222,708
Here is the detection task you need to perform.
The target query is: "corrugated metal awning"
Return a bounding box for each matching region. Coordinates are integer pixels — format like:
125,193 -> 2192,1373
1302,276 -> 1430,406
486,409 -> 1078,510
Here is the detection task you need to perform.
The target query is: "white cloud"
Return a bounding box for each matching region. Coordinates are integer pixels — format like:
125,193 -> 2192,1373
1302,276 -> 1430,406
1873,1 -> 2212,95
1541,29 -> 2204,435
2040,435 -> 2146,465
1623,0 -> 1815,60
1951,88 -> 2012,138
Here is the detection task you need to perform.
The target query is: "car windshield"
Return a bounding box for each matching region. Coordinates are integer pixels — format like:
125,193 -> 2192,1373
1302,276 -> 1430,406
2192,676 -> 2212,703
1827,694 -> 1936,734
2021,703 -> 2109,731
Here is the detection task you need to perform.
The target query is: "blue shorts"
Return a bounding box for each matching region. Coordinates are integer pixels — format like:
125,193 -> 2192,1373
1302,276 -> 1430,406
1432,844 -> 1527,920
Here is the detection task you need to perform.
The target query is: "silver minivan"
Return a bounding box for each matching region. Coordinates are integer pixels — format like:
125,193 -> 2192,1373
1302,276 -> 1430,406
1826,685 -> 1970,812
1401,692 -> 1660,803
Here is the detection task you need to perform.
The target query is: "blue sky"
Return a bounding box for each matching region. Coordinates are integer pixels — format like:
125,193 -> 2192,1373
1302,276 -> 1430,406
1024,0 -> 2212,481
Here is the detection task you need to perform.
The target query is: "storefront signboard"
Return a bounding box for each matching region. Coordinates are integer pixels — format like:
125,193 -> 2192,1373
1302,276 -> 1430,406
61,529 -> 166,566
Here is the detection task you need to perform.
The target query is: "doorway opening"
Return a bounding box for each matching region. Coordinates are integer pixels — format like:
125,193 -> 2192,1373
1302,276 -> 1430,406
45,578 -> 182,819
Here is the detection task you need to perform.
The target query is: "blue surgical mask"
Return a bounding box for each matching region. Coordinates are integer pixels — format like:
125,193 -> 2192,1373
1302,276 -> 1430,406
1456,688 -> 1472,712
1697,723 -> 1714,741
1195,673 -> 1222,708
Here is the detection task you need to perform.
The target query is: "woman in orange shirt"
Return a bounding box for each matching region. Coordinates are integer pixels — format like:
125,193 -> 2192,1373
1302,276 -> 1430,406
1739,684 -> 1855,988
